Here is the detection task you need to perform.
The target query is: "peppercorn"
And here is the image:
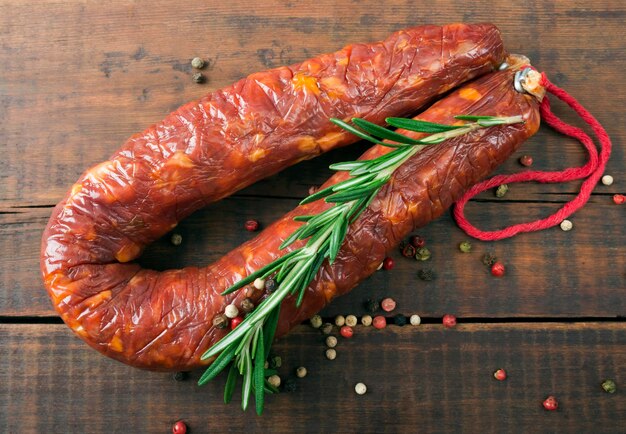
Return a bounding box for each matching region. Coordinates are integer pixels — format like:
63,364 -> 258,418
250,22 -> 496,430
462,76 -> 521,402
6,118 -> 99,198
320,323 -> 333,335
283,378 -> 297,392
601,175 -> 613,186
326,336 -> 337,348
345,315 -> 358,327
519,155 -> 533,167
382,257 -> 394,270
240,298 -> 255,313
377,262 -> 384,270
491,262 -> 505,277
170,233 -> 183,246
495,184 -> 509,198
253,278 -> 265,290
417,268 -> 436,281
361,315 -> 373,326
381,298 -> 396,312
560,219 -> 573,231
372,316 -> 386,329
191,57 -> 205,69
410,314 -> 421,326
308,185 -> 319,195
459,241 -> 472,253
601,379 -> 617,394
409,235 -> 426,248
340,326 -> 353,338
325,348 -> 337,360
310,314 -> 323,329
267,375 -> 281,388
334,315 -> 346,327
230,316 -> 243,329
244,219 -> 260,231
296,367 -> 307,378
415,247 -> 431,261
265,277 -> 277,292
354,382 -> 367,395
224,304 -> 239,319
212,314 -> 229,329
173,371 -> 188,382
269,355 -> 282,369
401,243 -> 416,258
364,298 -> 379,313
493,369 -> 507,381
482,252 -> 497,266
394,314 -> 407,326
192,72 -> 205,83
172,420 -> 187,434
542,396 -> 558,411
613,194 -> 625,204
442,314 -> 457,328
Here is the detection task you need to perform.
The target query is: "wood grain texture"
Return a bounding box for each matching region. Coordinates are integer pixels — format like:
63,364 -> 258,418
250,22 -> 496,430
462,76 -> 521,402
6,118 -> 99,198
2,199 -> 624,318
1,323 -> 624,433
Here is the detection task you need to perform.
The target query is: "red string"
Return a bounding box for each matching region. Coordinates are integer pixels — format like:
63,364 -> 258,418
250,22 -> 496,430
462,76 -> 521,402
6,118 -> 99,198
453,73 -> 612,240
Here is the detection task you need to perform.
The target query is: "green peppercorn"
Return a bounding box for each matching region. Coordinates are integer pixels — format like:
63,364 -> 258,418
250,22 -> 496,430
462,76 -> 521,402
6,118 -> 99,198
416,247 -> 431,261
192,72 -> 205,83
191,57 -> 205,69
212,314 -> 229,329
173,371 -> 188,382
602,379 -> 617,393
265,278 -> 277,292
495,184 -> 509,198
417,268 -> 436,281
364,298 -> 379,313
269,355 -> 282,369
170,233 -> 183,246
393,314 -> 407,326
459,241 -> 472,253
482,252 -> 497,266
320,323 -> 333,335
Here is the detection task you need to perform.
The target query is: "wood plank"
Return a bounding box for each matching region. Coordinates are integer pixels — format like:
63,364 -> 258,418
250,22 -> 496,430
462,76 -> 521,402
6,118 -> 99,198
2,198 -> 624,318
1,323 -> 624,433
0,0 -> 624,207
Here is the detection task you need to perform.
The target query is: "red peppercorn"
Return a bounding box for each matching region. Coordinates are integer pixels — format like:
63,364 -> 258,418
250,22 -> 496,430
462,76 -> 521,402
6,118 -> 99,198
244,219 -> 260,232
491,262 -> 505,277
613,194 -> 625,205
381,297 -> 396,312
372,316 -> 387,329
542,396 -> 558,411
401,243 -> 416,258
340,325 -> 354,338
442,314 -> 457,328
409,235 -> 426,248
519,155 -> 533,167
230,316 -> 244,329
493,369 -> 507,381
382,257 -> 394,270
172,420 -> 187,434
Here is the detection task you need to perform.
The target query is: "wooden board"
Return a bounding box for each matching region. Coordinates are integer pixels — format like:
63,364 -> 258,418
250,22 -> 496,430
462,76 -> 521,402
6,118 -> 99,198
1,324 -> 624,433
1,0 -> 625,432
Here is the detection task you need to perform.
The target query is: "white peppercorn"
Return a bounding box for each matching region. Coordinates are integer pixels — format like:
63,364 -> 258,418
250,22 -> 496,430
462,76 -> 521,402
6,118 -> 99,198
560,219 -> 573,231
325,348 -> 337,360
355,382 -> 367,395
361,315 -> 373,326
602,175 -> 614,186
345,315 -> 358,327
191,57 -> 205,69
253,278 -> 265,290
267,375 -> 281,388
224,304 -> 239,319
310,314 -> 323,329
410,314 -> 422,326
325,336 -> 337,348
170,233 -> 183,246
296,367 -> 307,378
334,315 -> 345,327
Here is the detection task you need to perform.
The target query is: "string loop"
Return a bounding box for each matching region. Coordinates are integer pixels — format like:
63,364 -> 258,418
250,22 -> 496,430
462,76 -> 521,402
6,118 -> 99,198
453,73 -> 612,240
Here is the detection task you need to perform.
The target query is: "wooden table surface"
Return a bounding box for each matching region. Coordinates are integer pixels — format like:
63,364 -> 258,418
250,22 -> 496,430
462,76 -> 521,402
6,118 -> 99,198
1,0 -> 624,432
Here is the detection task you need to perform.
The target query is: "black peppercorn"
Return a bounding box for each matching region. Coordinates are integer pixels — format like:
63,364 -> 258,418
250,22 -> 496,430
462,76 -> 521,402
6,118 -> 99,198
265,278 -> 277,292
192,72 -> 205,83
393,314 -> 407,326
240,297 -> 255,313
418,268 -> 436,281
364,298 -> 379,313
173,371 -> 188,382
212,314 -> 229,329
320,323 -> 333,335
482,252 -> 497,266
269,355 -> 282,369
283,378 -> 297,392
401,243 -> 416,258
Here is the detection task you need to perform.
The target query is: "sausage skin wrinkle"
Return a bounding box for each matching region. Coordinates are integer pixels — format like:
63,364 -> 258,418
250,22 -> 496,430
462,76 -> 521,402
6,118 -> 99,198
41,24 -> 521,371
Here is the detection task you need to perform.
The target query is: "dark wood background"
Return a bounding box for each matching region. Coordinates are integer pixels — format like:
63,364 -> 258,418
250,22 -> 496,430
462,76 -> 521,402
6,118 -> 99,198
1,0 -> 624,432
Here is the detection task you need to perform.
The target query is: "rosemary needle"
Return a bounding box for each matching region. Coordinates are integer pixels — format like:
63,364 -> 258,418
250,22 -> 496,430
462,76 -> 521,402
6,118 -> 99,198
198,114 -> 525,413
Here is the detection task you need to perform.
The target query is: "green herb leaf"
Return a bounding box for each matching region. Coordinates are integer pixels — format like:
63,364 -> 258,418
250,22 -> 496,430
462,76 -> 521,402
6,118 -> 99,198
386,117 -> 462,133
198,344 -> 237,385
254,329 -> 265,416
351,118 -> 421,145
224,363 -> 238,404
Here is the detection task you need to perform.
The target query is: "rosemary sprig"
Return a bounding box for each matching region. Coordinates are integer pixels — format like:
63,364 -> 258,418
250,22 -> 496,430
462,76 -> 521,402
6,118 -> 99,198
198,114 -> 524,414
